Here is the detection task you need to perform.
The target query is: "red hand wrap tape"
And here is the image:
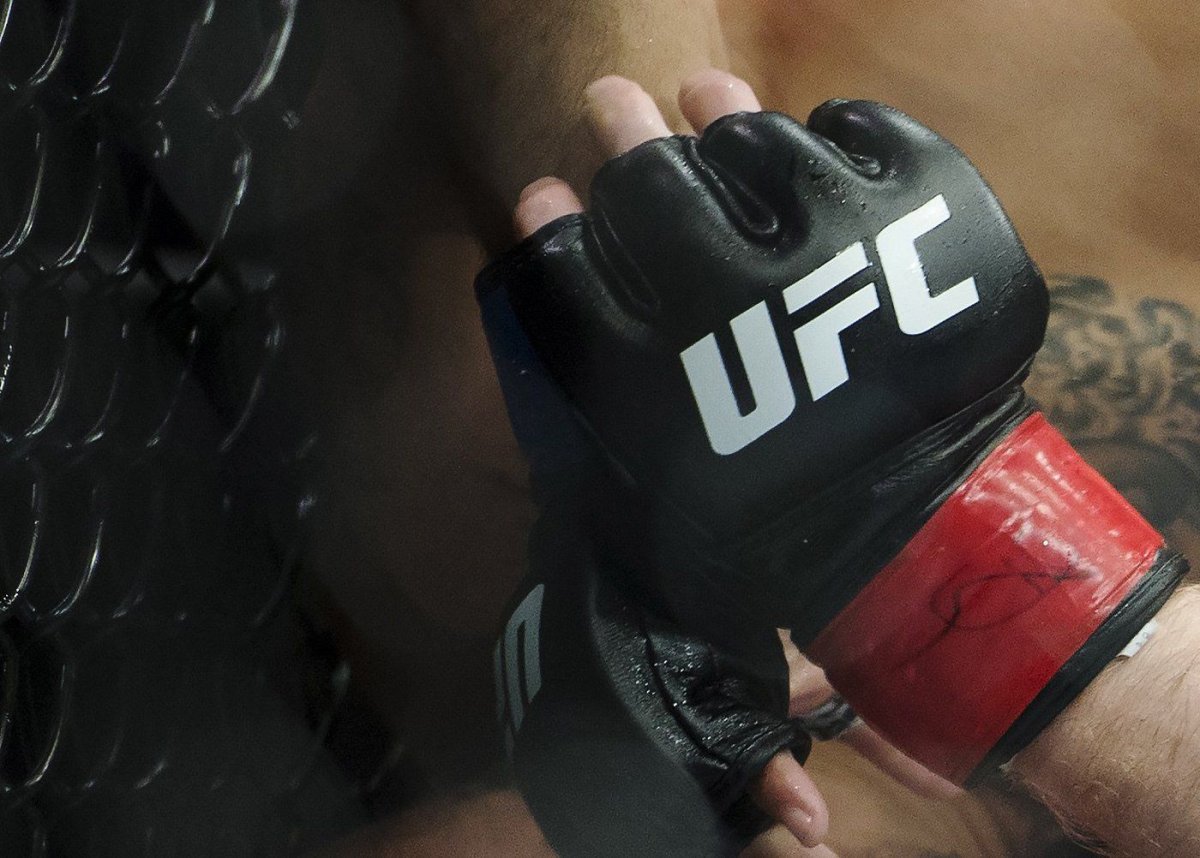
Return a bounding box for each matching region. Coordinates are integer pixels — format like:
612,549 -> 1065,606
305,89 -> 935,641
808,412 -> 1163,783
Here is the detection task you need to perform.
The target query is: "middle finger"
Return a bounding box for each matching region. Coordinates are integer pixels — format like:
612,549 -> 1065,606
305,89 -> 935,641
585,75 -> 673,156
679,67 -> 762,133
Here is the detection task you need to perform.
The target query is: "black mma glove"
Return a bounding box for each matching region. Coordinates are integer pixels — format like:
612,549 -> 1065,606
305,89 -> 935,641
479,100 -> 1187,815
493,503 -> 807,857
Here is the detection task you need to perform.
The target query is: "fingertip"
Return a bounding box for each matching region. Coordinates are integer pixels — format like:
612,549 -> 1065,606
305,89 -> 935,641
584,74 -> 636,102
518,176 -> 566,202
513,177 -> 584,239
584,75 -> 672,155
753,752 -> 829,849
744,828 -> 840,858
780,807 -> 824,850
678,67 -> 761,133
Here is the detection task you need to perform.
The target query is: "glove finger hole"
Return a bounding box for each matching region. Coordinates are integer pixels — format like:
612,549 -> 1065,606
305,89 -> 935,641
748,750 -> 829,849
699,111 -> 853,215
806,99 -> 933,177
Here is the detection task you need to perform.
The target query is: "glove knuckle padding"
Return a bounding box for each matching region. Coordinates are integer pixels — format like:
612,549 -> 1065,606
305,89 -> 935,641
589,136 -> 758,316
483,99 -> 1189,796
805,99 -> 935,172
488,104 -> 1048,635
500,535 -> 806,857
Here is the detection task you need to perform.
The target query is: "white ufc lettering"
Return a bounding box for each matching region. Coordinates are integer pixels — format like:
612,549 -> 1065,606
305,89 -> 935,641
877,196 -> 980,335
784,242 -> 879,401
681,194 -> 979,455
494,584 -> 544,758
680,303 -> 795,457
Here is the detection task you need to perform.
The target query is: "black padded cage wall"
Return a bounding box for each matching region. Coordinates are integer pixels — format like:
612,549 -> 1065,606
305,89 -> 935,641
0,2 -> 370,854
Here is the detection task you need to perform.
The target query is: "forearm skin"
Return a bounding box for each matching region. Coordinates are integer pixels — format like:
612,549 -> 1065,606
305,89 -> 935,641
1013,586 -> 1200,856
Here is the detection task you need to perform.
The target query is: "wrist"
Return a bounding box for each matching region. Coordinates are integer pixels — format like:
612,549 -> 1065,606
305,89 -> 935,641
1011,585 -> 1200,855
808,413 -> 1182,784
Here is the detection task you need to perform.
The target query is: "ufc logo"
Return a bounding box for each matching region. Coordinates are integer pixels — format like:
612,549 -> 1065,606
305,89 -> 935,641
681,195 -> 979,455
494,584 -> 544,758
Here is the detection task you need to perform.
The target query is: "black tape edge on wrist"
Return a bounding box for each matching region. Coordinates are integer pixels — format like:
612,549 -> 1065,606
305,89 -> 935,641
968,547 -> 1190,786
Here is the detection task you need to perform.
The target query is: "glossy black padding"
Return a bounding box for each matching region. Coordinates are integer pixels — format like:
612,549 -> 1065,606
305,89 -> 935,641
498,506 -> 807,858
478,101 -> 1048,643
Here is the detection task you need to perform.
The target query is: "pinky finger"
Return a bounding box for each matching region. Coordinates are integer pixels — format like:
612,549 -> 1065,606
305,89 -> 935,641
839,722 -> 963,801
514,176 -> 585,239
743,827 -> 840,858
750,751 -> 830,849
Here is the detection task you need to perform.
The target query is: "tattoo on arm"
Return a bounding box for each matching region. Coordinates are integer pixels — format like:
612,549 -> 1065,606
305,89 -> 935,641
1027,276 -> 1200,571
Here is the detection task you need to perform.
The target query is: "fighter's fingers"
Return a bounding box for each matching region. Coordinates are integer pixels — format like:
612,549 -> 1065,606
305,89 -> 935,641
750,751 -> 830,849
514,75 -> 673,237
839,722 -> 964,801
778,631 -> 837,717
678,68 -> 762,134
584,75 -> 672,157
513,176 -> 584,239
779,633 -> 962,800
744,830 -> 840,858
743,830 -> 841,858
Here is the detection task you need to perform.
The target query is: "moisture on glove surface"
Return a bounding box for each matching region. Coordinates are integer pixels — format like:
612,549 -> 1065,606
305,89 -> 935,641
482,99 -> 1187,798
480,99 -> 1048,641
494,512 -> 808,858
